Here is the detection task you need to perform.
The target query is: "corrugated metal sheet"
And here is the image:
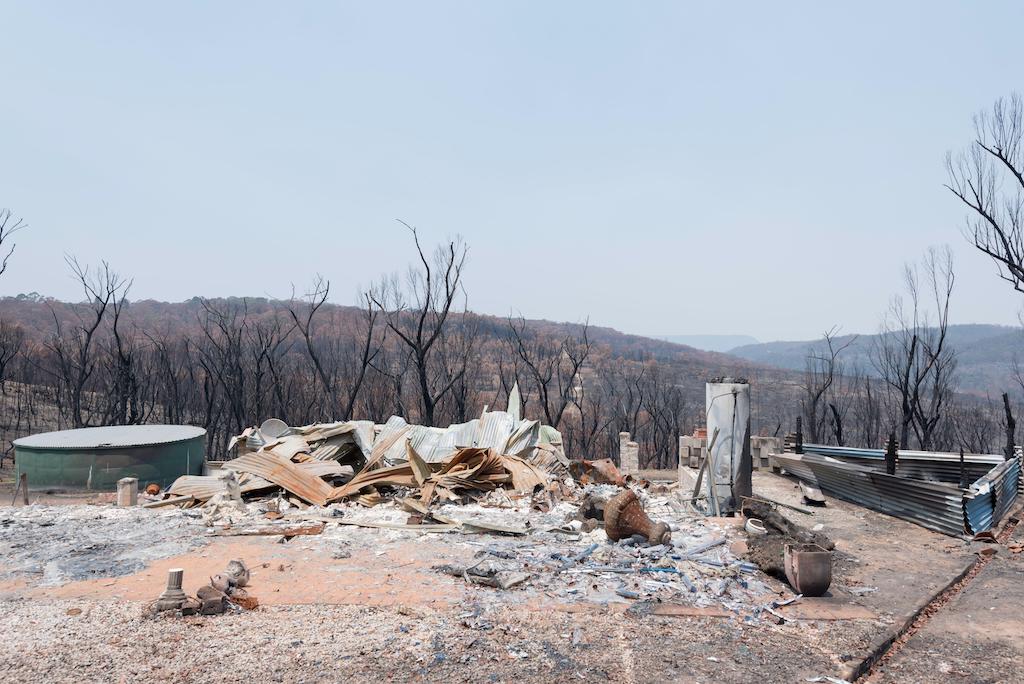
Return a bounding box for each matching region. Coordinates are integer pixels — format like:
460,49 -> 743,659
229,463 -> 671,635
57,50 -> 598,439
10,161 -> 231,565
506,420 -> 540,455
1017,447 -> 1024,496
224,451 -> 337,506
477,411 -> 515,451
431,420 -> 497,462
237,413 -> 559,470
168,473 -> 267,499
803,444 -> 1002,464
293,460 -> 352,479
15,425 -> 205,449
369,416 -> 414,465
803,444 -> 1000,483
802,445 -> 885,459
408,425 -> 450,462
441,420 -> 478,451
369,413 -> 548,464
963,457 -> 1020,535
774,451 -> 1020,538
287,421 -> 373,462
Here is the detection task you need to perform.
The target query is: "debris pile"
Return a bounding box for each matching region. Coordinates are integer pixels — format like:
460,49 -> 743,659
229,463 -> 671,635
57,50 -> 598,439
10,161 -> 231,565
161,412 -> 567,510
740,499 -> 834,582
577,458 -> 627,487
287,486 -> 778,614
152,560 -> 257,616
137,412 -> 807,619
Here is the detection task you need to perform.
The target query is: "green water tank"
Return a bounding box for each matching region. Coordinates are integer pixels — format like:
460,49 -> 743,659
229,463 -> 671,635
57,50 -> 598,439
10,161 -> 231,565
13,425 -> 206,490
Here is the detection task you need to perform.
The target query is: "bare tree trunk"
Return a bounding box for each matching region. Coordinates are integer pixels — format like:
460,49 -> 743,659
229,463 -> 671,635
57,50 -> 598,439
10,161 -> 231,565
1003,392 -> 1016,460
872,247 -> 958,450
801,327 -> 856,445
44,258 -> 130,428
370,223 -> 467,426
947,94 -> 1024,295
506,317 -> 592,431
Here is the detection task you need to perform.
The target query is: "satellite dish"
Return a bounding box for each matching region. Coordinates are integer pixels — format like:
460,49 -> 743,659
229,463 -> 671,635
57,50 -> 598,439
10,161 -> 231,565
259,418 -> 291,440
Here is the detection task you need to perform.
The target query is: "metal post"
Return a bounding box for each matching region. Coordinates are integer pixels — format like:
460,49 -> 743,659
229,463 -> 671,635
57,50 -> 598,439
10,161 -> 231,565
11,472 -> 28,506
885,433 -> 898,476
795,417 -> 804,454
958,448 -> 966,489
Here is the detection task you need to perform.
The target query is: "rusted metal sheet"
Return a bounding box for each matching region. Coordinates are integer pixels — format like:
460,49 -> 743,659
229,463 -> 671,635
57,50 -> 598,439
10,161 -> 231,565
581,458 -> 626,486
211,522 -> 325,537
294,461 -> 352,479
224,451 -> 337,506
330,446 -> 520,505
502,454 -> 548,491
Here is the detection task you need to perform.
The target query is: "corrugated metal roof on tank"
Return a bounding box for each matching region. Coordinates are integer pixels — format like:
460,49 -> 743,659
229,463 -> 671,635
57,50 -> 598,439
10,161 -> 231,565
13,425 -> 205,450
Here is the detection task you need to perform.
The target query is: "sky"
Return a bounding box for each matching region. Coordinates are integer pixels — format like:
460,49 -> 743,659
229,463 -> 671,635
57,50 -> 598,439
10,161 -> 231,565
1,1 -> 1022,343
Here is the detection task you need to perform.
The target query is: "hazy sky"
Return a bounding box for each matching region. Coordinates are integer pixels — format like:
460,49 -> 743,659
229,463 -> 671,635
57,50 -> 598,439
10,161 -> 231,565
1,2 -> 1022,342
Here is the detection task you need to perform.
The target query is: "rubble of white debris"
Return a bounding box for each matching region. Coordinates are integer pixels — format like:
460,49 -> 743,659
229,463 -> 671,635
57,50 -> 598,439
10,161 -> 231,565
307,489 -> 777,616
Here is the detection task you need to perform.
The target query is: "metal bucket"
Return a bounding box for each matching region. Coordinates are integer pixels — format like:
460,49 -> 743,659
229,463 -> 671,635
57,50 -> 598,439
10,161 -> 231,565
784,543 -> 832,596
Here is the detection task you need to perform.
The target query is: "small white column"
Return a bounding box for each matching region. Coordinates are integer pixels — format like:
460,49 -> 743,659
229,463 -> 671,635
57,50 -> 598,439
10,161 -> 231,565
621,441 -> 640,474
117,477 -> 138,507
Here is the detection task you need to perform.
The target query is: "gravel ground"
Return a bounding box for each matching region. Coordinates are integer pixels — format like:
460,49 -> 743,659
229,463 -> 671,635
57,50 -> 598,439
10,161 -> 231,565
0,598 -> 879,683
2,473 -> 1006,682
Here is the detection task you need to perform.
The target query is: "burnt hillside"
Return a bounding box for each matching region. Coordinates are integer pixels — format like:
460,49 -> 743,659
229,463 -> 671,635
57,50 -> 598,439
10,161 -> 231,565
0,295 -> 804,467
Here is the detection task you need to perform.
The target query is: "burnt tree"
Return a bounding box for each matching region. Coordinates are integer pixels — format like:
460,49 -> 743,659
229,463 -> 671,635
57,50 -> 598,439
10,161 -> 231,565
371,223 -> 467,426
947,93 -> 1024,295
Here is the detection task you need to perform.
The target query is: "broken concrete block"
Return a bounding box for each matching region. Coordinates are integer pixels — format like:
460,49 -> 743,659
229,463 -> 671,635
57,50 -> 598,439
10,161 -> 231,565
117,477 -> 138,507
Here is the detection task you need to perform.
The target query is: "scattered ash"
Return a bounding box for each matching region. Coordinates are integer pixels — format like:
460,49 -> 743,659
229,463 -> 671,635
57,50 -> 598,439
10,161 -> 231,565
0,505 -> 208,585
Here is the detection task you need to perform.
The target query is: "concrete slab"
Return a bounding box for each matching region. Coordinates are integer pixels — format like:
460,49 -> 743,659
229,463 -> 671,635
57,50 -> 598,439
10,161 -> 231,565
870,525 -> 1024,683
750,471 -> 978,625
778,596 -> 876,621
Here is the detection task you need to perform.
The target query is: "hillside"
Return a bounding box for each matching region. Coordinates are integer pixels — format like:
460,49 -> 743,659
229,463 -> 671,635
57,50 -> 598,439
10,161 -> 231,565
0,295 -> 806,467
0,295 -> 769,372
653,334 -> 759,352
728,324 -> 1023,397
0,295 -> 1014,459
